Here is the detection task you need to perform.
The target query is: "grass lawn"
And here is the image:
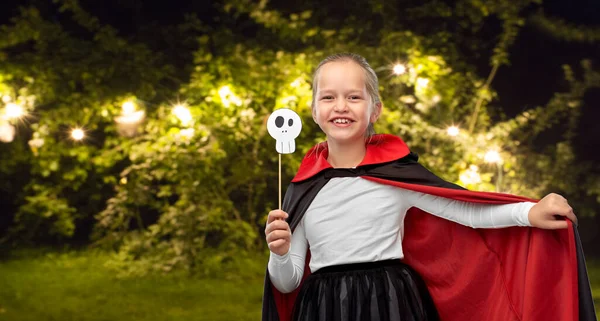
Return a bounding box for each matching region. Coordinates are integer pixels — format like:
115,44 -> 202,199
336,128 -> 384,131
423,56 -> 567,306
0,250 -> 599,321
0,250 -> 264,321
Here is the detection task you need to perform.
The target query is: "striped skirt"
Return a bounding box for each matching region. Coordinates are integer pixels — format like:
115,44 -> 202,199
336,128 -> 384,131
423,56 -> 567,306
292,260 -> 439,321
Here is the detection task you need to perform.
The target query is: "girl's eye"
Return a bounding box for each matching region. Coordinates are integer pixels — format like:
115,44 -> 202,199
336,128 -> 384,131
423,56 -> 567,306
321,96 -> 334,100
349,96 -> 361,100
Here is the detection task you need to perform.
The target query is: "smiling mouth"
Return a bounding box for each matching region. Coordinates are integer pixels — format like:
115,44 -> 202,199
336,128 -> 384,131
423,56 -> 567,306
330,118 -> 354,124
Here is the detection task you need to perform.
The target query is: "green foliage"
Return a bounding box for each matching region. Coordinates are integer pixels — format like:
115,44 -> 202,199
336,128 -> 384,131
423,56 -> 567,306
14,185 -> 76,239
530,11 -> 600,43
502,61 -> 600,215
0,0 -> 176,243
0,0 -> 598,274
94,48 -> 320,274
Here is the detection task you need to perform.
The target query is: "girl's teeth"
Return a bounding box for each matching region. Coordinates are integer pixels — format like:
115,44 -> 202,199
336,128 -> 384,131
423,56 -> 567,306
334,119 -> 350,124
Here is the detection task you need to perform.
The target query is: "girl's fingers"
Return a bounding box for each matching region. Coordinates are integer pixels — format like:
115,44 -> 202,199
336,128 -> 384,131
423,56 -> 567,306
264,209 -> 291,255
553,204 -> 577,225
545,220 -> 568,230
565,209 -> 578,225
266,229 -> 290,243
265,220 -> 290,234
267,210 -> 289,224
266,230 -> 291,244
268,239 -> 287,250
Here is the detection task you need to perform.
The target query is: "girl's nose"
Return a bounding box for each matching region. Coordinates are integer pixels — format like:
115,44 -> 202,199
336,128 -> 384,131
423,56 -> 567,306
333,101 -> 349,112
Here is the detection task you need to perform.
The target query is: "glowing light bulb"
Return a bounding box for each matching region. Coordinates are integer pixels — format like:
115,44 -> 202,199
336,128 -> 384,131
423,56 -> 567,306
115,110 -> 145,124
122,101 -> 136,115
4,103 -> 24,119
71,128 -> 85,141
173,104 -> 192,125
447,126 -> 459,137
115,102 -> 144,137
393,64 -> 406,75
484,150 -> 502,164
0,122 -> 15,142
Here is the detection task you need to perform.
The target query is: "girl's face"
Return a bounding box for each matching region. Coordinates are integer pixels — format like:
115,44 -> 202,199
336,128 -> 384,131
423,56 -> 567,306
313,61 -> 380,145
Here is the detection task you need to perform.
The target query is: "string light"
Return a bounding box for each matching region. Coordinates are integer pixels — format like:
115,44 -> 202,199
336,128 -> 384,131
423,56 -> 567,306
4,103 -> 24,119
116,99 -> 144,124
115,100 -> 144,137
0,122 -> 15,143
71,128 -> 85,141
447,126 -> 459,137
484,150 -> 502,164
393,64 -> 406,75
173,104 -> 192,125
115,110 -> 145,125
122,101 -> 136,115
0,67 -> 528,196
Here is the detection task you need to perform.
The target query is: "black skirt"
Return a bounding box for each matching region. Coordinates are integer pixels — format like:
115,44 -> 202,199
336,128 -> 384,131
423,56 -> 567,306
292,260 -> 439,321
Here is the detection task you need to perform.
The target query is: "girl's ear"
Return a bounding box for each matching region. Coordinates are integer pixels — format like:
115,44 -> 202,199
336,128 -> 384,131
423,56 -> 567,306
371,102 -> 383,123
312,105 -> 318,123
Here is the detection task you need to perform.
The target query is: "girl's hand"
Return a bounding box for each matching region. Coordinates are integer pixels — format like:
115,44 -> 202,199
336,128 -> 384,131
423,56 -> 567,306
265,210 -> 291,256
528,193 -> 578,229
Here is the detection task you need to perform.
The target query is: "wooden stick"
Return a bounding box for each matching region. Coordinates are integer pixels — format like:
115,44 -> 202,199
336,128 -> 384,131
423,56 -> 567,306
279,153 -> 282,210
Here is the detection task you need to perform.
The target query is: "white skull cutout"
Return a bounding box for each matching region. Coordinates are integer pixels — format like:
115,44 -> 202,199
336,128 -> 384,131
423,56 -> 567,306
267,108 -> 302,154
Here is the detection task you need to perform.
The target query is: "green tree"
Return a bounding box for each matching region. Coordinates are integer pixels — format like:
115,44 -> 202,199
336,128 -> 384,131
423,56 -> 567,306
0,1 -> 177,242
0,0 -> 598,274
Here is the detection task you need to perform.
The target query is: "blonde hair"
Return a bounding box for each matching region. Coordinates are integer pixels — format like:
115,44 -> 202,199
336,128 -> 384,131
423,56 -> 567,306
311,53 -> 381,137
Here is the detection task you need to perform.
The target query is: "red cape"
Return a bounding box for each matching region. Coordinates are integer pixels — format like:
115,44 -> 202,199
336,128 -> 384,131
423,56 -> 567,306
264,134 -> 594,321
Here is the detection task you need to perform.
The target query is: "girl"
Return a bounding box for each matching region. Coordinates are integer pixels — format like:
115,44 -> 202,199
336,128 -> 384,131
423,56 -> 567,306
263,53 -> 583,321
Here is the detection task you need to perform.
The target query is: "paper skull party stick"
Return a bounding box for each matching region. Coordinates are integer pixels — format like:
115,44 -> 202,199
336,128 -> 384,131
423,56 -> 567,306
267,108 -> 302,209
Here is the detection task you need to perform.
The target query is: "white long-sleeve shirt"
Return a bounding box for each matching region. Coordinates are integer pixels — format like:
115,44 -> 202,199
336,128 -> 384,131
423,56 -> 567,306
268,177 -> 535,293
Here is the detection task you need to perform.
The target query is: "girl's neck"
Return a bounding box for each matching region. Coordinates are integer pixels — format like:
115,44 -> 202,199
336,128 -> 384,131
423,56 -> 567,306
326,138 -> 367,168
